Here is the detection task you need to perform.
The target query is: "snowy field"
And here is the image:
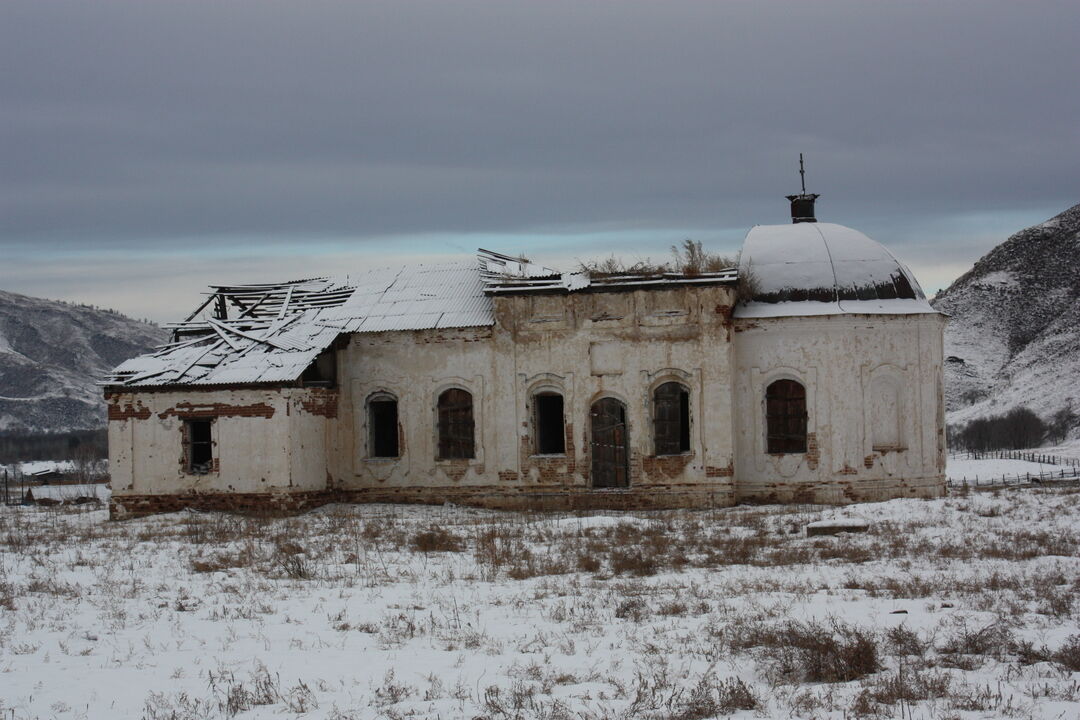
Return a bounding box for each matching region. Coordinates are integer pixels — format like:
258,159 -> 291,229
2,489 -> 1079,720
946,456 -> 1079,485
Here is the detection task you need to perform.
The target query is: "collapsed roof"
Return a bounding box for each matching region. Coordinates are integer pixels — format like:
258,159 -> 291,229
103,250 -> 738,389
103,262 -> 490,389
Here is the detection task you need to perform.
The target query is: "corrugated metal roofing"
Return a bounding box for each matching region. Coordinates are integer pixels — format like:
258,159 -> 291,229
104,261 -> 497,388
104,250 -> 740,389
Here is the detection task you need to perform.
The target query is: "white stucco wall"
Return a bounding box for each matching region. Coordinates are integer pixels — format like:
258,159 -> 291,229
328,284 -> 738,498
109,286 -> 946,511
731,313 -> 947,502
108,387 -> 332,497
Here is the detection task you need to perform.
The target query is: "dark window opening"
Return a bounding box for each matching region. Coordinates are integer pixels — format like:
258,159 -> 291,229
369,396 -> 399,458
534,393 -> 565,455
185,419 -> 213,474
301,349 -> 337,387
766,379 -> 808,454
654,382 -> 691,455
437,388 -> 475,460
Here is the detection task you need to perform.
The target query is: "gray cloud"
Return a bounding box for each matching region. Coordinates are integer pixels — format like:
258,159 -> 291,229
1,0 -> 1078,317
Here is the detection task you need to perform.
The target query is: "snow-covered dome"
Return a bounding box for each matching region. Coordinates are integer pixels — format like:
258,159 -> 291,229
735,222 -> 936,318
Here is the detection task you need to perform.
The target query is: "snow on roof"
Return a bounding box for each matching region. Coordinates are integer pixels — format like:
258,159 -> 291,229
104,249 -> 741,389
735,222 -> 937,318
17,460 -> 76,476
26,484 -> 110,502
104,261 -> 495,389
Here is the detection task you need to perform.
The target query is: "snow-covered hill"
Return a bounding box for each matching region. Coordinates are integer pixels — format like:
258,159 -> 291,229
932,203 -> 1080,431
0,290 -> 167,432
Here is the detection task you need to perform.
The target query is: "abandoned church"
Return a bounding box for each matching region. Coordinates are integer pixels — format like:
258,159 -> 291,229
104,194 -> 947,517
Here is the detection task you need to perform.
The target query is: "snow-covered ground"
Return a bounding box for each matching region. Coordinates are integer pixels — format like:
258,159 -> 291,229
2,491 -> 1078,719
946,455 -> 1080,484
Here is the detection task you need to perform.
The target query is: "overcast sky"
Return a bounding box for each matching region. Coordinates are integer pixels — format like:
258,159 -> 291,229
2,0 -> 1078,322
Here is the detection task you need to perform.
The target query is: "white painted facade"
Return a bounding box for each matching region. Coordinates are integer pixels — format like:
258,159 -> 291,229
106,222 -> 947,515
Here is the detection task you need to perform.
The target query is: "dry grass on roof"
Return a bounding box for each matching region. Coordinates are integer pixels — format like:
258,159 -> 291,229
578,239 -> 736,279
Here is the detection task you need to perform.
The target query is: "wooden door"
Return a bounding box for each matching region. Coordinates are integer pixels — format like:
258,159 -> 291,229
590,398 -> 629,488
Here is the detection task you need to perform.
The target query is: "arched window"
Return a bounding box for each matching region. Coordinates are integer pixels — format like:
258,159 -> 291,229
766,379 -> 807,454
533,392 -> 565,455
437,388 -> 475,459
368,393 -> 399,458
653,382 -> 690,455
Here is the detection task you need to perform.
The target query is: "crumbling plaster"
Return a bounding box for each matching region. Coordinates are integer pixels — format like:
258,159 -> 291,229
109,282 -> 947,516
107,388 -> 333,497
329,285 -> 739,501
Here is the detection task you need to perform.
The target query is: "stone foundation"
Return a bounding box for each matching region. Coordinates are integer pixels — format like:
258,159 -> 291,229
109,474 -> 946,519
734,475 -> 946,505
109,483 -> 737,519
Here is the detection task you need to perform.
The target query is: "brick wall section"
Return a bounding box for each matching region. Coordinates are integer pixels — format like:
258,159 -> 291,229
805,432 -> 820,470
519,422 -> 577,485
110,483 -> 738,519
736,476 -> 945,506
705,461 -> 735,477
107,399 -> 151,421
438,460 -> 475,483
299,388 -> 339,418
642,453 -> 694,480
158,401 -> 275,420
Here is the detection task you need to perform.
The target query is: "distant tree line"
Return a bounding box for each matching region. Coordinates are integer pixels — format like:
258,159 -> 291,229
0,429 -> 107,465
948,405 -> 1077,453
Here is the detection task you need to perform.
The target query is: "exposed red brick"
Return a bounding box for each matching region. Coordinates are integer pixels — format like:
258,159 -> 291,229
705,460 -> 735,477
439,460 -> 473,483
108,401 -> 151,421
643,453 -> 693,480
839,463 -> 859,475
805,432 -> 820,470
864,454 -> 876,469
110,483 -> 738,519
520,422 -> 577,485
159,401 -> 275,420
298,388 -> 339,418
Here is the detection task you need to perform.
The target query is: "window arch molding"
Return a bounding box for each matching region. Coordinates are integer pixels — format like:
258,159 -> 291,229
525,377 -> 567,457
365,390 -> 400,459
586,389 -> 632,411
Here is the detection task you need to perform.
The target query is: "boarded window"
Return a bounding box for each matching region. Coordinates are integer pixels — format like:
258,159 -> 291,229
766,379 -> 807,454
653,382 -> 690,455
184,419 -> 213,474
368,395 -> 399,458
534,393 -> 565,455
437,388 -> 475,460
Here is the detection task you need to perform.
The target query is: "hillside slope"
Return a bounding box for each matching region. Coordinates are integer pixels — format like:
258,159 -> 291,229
0,290 -> 167,432
932,203 -> 1080,430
